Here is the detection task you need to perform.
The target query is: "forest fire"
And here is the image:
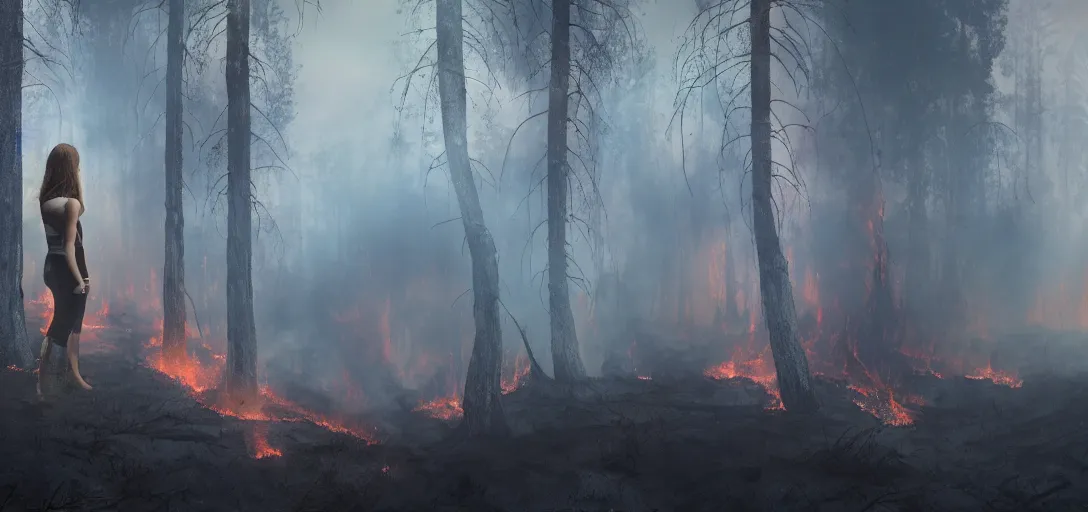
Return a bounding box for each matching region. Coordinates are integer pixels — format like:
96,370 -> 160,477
27,290 -> 112,351
23,277 -> 380,456
415,395 -> 463,421
143,335 -> 380,447
849,385 -> 918,427
675,217 -> 1032,426
966,364 -> 1023,389
246,423 -> 282,459
23,267 -> 544,440
414,354 -> 533,421
703,350 -> 783,411
22,243 -> 1036,432
3,0 -> 1084,507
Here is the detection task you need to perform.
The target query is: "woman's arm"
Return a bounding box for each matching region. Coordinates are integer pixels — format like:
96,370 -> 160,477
63,198 -> 85,283
76,223 -> 89,280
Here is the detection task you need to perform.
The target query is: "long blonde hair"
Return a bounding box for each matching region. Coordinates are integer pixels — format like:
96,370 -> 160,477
39,143 -> 84,213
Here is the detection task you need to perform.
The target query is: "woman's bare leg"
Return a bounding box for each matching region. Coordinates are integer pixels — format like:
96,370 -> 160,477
37,337 -> 52,397
66,333 -> 92,390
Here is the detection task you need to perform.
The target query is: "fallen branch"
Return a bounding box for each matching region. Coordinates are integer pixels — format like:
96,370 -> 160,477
499,300 -> 552,383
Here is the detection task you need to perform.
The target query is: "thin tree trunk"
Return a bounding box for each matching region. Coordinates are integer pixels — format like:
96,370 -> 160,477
546,0 -> 587,382
435,0 -> 507,436
0,0 -> 34,369
162,0 -> 187,363
225,0 -> 258,400
749,0 -> 817,412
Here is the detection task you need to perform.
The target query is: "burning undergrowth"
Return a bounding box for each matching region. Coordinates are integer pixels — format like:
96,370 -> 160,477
19,188 -> 1043,445
22,265 -> 540,457
604,199 -> 1031,427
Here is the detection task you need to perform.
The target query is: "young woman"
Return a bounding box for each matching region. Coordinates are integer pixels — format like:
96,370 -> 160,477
36,143 -> 93,395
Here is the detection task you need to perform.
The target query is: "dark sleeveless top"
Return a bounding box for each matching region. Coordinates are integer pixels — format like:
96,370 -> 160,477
41,197 -> 88,278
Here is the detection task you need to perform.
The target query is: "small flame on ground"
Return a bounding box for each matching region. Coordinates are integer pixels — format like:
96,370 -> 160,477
501,354 -> 530,394
704,355 -> 784,411
148,351 -> 379,445
415,353 -> 535,421
414,395 -> 463,421
966,364 -> 1023,388
849,384 -> 916,426
246,422 -> 282,459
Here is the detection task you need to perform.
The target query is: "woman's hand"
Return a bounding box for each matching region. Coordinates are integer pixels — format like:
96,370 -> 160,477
73,280 -> 87,295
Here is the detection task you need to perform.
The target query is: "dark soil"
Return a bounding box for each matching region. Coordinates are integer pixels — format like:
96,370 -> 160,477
2,329 -> 1088,512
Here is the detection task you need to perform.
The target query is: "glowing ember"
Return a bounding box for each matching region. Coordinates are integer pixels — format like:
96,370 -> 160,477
412,353 -> 535,421
246,423 -> 282,459
501,354 -> 530,394
146,349 -> 379,444
849,385 -> 916,426
414,395 -> 463,421
148,350 -> 223,394
966,364 -> 1023,388
704,355 -> 783,411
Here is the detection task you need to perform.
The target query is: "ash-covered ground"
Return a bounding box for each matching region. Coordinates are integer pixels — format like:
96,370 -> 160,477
2,325 -> 1087,512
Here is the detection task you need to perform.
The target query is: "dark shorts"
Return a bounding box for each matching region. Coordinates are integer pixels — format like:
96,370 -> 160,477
43,255 -> 87,346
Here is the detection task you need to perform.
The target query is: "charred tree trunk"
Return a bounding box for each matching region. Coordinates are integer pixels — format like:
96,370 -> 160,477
749,0 -> 817,412
162,0 -> 187,364
225,0 -> 258,399
435,0 -> 508,436
0,0 -> 34,369
546,0 -> 587,382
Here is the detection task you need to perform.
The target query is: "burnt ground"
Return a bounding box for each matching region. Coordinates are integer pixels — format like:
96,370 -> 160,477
2,329 -> 1088,512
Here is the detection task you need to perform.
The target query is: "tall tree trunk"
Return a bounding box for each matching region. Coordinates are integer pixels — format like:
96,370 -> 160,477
225,0 -> 258,399
546,0 -> 587,382
0,0 -> 33,369
749,0 -> 817,412
435,0 -> 508,436
162,0 -> 187,364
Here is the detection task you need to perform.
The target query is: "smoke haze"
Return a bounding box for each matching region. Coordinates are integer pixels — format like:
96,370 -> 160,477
15,0 -> 1088,417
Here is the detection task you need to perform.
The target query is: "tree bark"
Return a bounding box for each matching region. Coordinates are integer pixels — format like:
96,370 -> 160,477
435,0 -> 508,436
749,0 -> 817,412
225,0 -> 258,399
162,0 -> 187,364
546,0 -> 587,382
0,0 -> 34,369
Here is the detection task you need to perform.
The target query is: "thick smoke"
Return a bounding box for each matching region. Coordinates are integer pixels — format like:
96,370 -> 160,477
16,0 -> 1088,418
